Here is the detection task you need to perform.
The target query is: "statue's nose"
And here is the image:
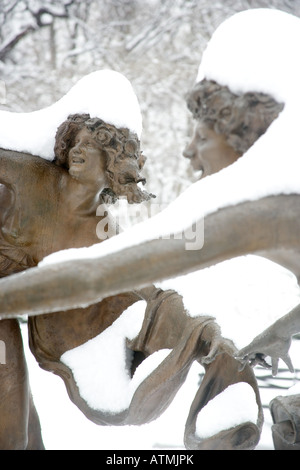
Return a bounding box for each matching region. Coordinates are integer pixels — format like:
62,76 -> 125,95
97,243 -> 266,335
183,145 -> 195,160
71,142 -> 82,156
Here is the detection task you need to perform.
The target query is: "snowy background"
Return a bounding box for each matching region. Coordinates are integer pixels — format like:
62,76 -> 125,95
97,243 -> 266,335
1,0 -> 300,450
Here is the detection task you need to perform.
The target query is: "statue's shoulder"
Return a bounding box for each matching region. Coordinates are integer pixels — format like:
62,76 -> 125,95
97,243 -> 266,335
0,146 -> 60,173
0,147 -> 64,189
0,147 -> 44,162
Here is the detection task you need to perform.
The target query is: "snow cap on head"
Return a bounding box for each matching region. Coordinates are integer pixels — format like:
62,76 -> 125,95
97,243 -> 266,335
196,8 -> 300,105
0,70 -> 142,160
64,70 -> 143,137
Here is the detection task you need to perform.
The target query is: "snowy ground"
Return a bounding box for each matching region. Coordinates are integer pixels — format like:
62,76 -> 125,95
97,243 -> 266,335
22,255 -> 300,451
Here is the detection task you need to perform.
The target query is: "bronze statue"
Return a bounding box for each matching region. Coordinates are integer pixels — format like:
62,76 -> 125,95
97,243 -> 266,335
1,9 -> 297,450
0,92 -> 263,448
1,8 -> 300,450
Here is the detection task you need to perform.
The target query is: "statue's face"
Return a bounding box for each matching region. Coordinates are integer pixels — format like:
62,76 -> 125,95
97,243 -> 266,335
183,122 -> 239,178
68,127 -> 107,187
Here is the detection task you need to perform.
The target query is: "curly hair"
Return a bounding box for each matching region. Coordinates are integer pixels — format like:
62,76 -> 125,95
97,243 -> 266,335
54,114 -> 154,204
186,79 -> 284,155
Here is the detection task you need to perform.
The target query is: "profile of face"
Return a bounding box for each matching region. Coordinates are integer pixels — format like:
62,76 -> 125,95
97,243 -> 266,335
68,127 -> 108,188
184,79 -> 284,180
183,122 -> 240,178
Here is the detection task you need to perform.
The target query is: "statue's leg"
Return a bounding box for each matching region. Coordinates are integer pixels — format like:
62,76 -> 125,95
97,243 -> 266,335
26,393 -> 45,450
0,319 -> 30,449
128,288 -> 263,449
268,273 -> 300,450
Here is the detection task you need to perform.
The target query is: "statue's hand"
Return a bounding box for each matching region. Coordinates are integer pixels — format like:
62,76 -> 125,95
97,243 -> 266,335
201,336 -> 237,365
235,327 -> 294,376
199,321 -> 237,365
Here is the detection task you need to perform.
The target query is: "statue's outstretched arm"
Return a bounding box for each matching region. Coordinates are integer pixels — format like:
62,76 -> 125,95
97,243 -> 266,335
236,303 -> 300,376
0,195 -> 298,320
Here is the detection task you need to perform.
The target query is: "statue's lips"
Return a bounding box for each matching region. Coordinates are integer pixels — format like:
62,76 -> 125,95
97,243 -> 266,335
189,158 -> 204,175
72,157 -> 85,164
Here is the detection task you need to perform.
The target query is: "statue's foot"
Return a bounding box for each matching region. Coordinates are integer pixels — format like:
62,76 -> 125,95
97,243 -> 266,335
190,421 -> 260,450
270,394 -> 300,450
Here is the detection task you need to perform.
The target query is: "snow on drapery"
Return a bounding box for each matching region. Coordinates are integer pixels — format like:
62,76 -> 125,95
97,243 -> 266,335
0,69 -> 142,160
195,383 -> 258,439
61,301 -> 170,413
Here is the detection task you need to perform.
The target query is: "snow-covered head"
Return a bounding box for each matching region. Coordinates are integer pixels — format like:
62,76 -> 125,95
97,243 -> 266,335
184,9 -> 300,181
196,8 -> 300,104
0,70 -> 143,161
186,79 -> 284,157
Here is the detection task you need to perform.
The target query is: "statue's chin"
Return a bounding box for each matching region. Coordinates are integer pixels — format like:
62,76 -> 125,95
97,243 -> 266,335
193,169 -> 203,180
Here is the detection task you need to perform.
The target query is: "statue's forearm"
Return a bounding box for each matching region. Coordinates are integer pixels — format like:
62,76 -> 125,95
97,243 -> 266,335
272,303 -> 300,339
0,195 -> 298,320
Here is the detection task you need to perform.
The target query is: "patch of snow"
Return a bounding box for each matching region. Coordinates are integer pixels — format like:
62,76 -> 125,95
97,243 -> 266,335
195,382 -> 258,439
158,255 -> 300,349
196,9 -> 300,104
0,70 -> 142,160
284,382 -> 300,397
61,300 -> 170,412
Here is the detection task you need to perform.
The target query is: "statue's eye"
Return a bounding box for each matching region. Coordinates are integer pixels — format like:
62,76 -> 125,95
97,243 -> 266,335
125,140 -> 137,155
196,130 -> 206,142
220,107 -> 231,118
119,173 -> 135,185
